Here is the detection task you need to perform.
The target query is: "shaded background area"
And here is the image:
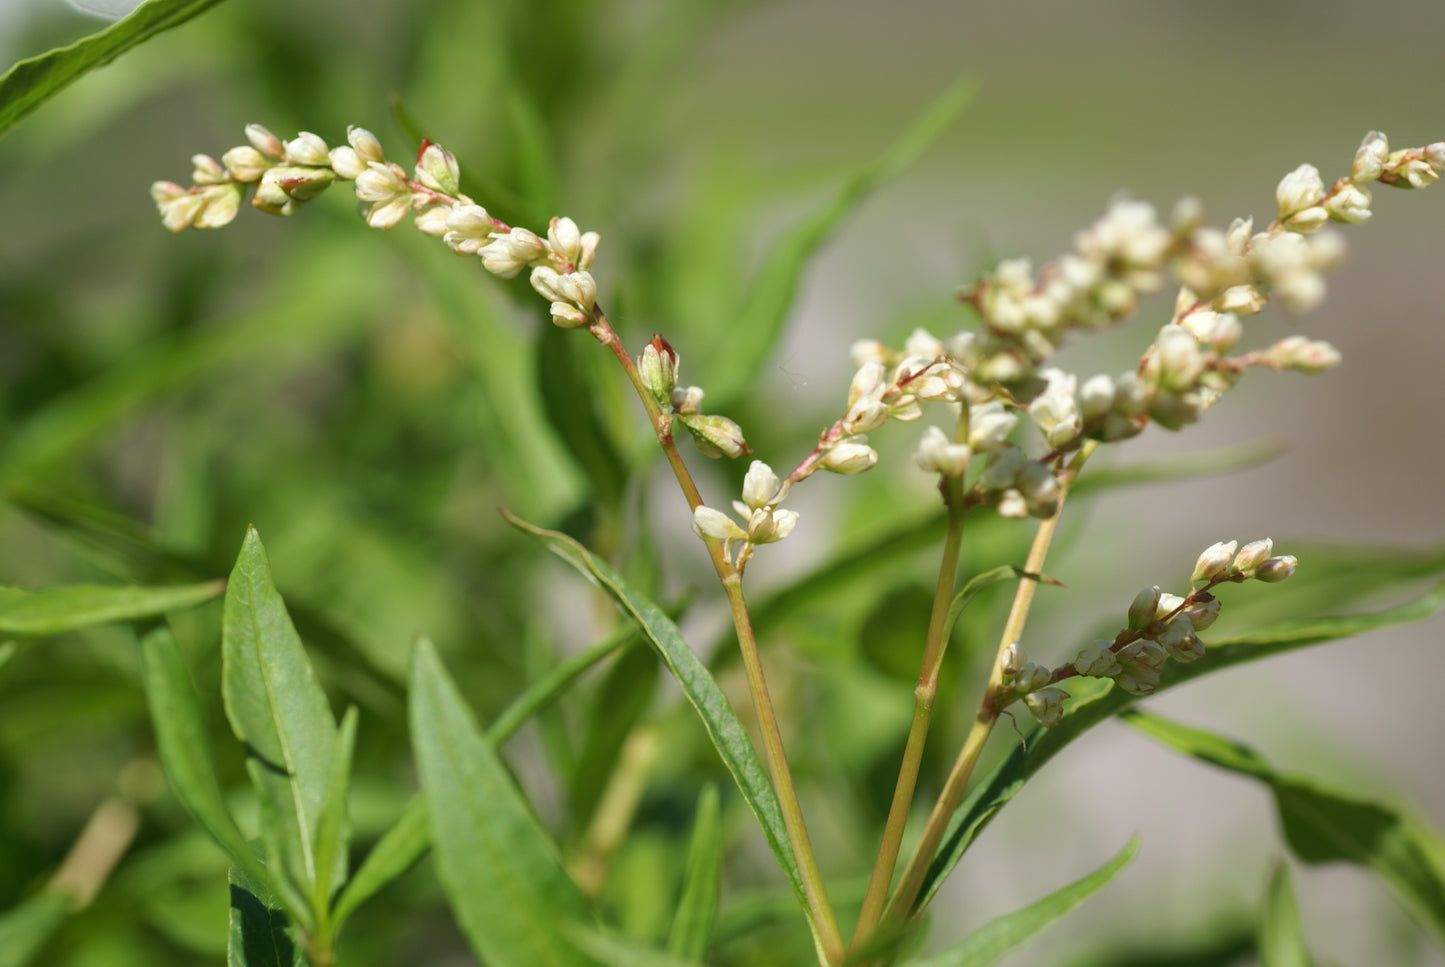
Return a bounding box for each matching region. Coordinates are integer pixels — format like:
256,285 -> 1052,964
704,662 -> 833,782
1,0 -> 1441,964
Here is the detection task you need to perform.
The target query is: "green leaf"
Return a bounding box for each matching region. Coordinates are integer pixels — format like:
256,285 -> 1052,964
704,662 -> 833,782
1259,862 -> 1313,967
903,838 -> 1138,967
502,511 -> 808,913
668,784 -> 723,961
0,641 -> 17,677
409,638 -> 601,967
0,580 -> 222,636
329,793 -> 428,927
506,90 -> 559,215
227,859 -> 305,967
915,582 -> 1445,915
943,566 -> 1039,642
221,527 -> 338,918
0,890 -> 69,967
1123,709 -> 1445,946
0,0 -> 229,142
310,706 -> 356,916
710,79 -> 976,404
1070,440 -> 1285,498
535,324 -> 629,510
138,624 -> 269,887
568,925 -> 705,967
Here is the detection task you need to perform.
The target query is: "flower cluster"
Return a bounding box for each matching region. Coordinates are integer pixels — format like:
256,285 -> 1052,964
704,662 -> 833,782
996,538 -> 1297,728
692,461 -> 798,571
151,124 -> 604,329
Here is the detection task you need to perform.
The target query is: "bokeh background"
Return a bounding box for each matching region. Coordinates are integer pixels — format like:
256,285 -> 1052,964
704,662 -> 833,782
1,0 -> 1442,964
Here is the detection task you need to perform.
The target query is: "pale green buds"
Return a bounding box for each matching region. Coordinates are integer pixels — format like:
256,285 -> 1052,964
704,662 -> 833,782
191,154 -> 227,185
1352,131 -> 1389,183
679,414 -> 748,458
1265,335 -> 1342,374
1276,163 -> 1327,227
1254,555 -> 1297,583
1028,369 -> 1081,448
194,183 -> 244,229
1023,687 -> 1068,728
413,206 -> 451,237
347,126 -> 385,165
691,460 -> 797,563
1127,587 -> 1162,630
967,401 -> 1018,452
255,165 -> 336,214
283,131 -> 330,167
638,336 -> 680,407
1011,662 -> 1051,694
550,304 -> 591,328
822,437 -> 878,474
1229,538 -> 1274,577
415,141 -> 460,195
479,228 -> 547,278
354,162 -> 414,230
221,146 -> 271,182
1073,641 -> 1121,679
445,205 -> 497,255
1191,541 -> 1237,584
245,123 -> 284,159
914,426 -> 971,477
1326,183 -> 1372,223
151,182 -> 206,231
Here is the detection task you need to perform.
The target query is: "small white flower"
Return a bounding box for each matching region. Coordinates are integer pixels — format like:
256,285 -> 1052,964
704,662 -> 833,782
822,437 -> 878,474
1192,541 -> 1237,583
741,461 -> 782,511
1023,687 -> 1068,728
1255,555 -> 1298,583
354,162 -> 414,230
967,401 -> 1018,452
479,228 -> 547,278
347,126 -> 385,164
1326,183 -> 1372,223
693,506 -> 747,543
415,142 -> 460,195
245,123 -> 284,159
1230,539 -> 1274,577
283,131 -> 330,167
1352,131 -> 1389,183
1127,587 -> 1162,629
914,426 -> 971,477
1276,163 -> 1326,218
547,216 -> 583,268
1073,640 -> 1122,679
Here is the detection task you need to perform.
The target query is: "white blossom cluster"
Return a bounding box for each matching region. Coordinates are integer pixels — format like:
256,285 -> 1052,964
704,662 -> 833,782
815,130 -> 1443,527
692,461 -> 799,571
638,337 -> 750,459
151,124 -> 604,330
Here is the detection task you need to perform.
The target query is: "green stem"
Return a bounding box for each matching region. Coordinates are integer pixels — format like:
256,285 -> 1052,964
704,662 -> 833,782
592,311 -> 844,963
882,441 -> 1096,927
848,473 -> 966,953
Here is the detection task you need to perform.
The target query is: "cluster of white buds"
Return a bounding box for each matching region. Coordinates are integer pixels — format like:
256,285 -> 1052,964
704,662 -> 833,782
151,124 -> 605,330
691,461 -> 799,571
1062,538 -> 1297,701
638,337 -> 749,459
997,641 -> 1069,728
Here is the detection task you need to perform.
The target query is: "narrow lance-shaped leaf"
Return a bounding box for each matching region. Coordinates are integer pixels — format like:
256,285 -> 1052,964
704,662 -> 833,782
668,784 -> 723,961
410,638 -> 602,967
1124,708 -> 1445,947
330,793 -> 428,928
902,838 -> 1138,967
228,858 -> 306,967
222,527 -> 337,916
0,580 -> 222,636
943,565 -> 1051,642
0,0 -> 230,141
138,624 -> 270,887
1259,861 -> 1314,967
502,511 -> 808,912
310,706 -> 357,918
912,581 -> 1445,915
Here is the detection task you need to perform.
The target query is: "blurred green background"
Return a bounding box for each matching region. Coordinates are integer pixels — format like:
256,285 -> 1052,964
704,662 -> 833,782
1,0 -> 1442,964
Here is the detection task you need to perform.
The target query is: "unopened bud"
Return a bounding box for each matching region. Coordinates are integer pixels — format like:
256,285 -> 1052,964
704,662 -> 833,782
415,140 -> 460,195
1326,183 -> 1372,224
222,146 -> 272,182
1182,593 -> 1221,632
245,123 -> 284,159
1073,640 -> 1122,678
1023,686 -> 1068,728
1230,539 -> 1274,577
1352,131 -> 1389,183
1276,163 -> 1326,218
1254,555 -> 1298,583
283,132 -> 330,167
548,216 -> 583,268
914,426 -> 971,476
550,303 -> 591,328
679,414 -> 749,459
347,126 -> 385,164
823,437 -> 879,474
191,154 -> 227,184
639,336 -> 680,406
1192,541 -> 1237,584
1000,641 -> 1025,678
1127,587 -> 1162,630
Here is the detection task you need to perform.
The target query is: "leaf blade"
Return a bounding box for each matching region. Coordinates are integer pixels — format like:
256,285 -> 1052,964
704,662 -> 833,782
329,793 -> 428,927
410,637 -> 600,967
0,0 -> 230,141
903,838 -> 1138,967
668,784 -> 723,961
1259,861 -> 1314,967
0,580 -> 222,636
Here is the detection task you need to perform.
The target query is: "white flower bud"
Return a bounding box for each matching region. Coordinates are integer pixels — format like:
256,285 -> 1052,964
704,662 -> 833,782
529,265 -> 564,302
1215,284 -> 1266,316
1117,639 -> 1167,670
1017,462 -> 1061,518
903,327 -> 944,358
1127,587 -> 1161,629
415,141 -> 460,195
842,399 -> 888,435
692,506 -> 746,542
741,461 -> 782,511
914,426 -> 971,477
194,183 -> 244,229
1113,666 -> 1160,696
443,204 -> 495,254
578,231 -> 601,270
413,206 -> 451,237
1154,615 -> 1194,651
1192,541 -> 1237,584
1254,555 -> 1298,583
822,437 -> 879,474
282,131 -> 330,167
1425,142 -> 1445,172
328,146 -> 367,180
1012,662 -> 1051,694
1078,374 -> 1116,420
1230,538 -> 1274,577
1352,131 -> 1389,183
1000,641 -> 1025,677
1396,158 -> 1440,189
1326,183 -> 1372,223
1023,687 -> 1068,728
221,146 -> 271,182
1029,388 -> 1081,448
189,153 -> 226,185
639,336 -> 680,406
671,385 -> 704,415
556,271 -> 597,310
1155,592 -> 1186,620
967,401 -> 1018,452
850,339 -> 890,369
1276,164 -> 1325,218
245,123 -> 284,159
747,507 -> 798,544
1182,593 -> 1221,632
550,303 -> 591,328
479,228 -> 547,278
1284,206 -> 1330,234
680,414 -> 748,458
979,447 -> 1025,491
1073,640 -> 1122,678
346,126 -> 385,164
1153,325 -> 1205,390
1164,631 -> 1205,663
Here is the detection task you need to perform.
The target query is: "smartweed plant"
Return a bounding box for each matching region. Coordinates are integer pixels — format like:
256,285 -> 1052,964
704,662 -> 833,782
2,5 -> 1444,967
